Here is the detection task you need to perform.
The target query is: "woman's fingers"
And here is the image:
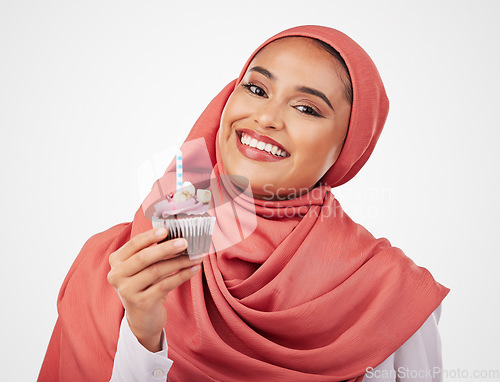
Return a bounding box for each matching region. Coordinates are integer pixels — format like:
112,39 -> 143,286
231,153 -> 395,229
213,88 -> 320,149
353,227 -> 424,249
124,237 -> 188,276
109,227 -> 169,264
142,262 -> 202,301
106,227 -> 203,353
108,229 -> 190,289
123,255 -> 202,294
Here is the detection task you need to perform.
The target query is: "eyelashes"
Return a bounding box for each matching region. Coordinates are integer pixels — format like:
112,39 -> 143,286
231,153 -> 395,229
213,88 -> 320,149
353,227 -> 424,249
295,105 -> 321,117
242,82 -> 323,118
242,83 -> 267,98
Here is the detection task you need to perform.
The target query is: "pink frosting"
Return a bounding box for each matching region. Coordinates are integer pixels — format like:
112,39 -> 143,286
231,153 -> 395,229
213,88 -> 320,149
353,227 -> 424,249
153,197 -> 209,217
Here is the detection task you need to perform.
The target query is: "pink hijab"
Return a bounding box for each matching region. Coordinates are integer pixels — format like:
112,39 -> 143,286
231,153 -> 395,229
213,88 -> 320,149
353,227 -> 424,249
39,26 -> 449,382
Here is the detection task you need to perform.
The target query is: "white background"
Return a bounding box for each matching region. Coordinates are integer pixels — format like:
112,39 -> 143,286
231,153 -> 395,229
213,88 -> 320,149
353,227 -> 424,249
1,1 -> 499,380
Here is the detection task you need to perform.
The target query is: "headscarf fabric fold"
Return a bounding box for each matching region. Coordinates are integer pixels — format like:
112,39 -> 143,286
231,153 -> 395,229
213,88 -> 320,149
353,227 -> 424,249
39,25 -> 449,382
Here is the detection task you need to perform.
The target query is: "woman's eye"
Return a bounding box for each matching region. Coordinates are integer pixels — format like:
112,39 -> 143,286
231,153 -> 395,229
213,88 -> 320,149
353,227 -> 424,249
243,83 -> 267,98
295,105 -> 321,117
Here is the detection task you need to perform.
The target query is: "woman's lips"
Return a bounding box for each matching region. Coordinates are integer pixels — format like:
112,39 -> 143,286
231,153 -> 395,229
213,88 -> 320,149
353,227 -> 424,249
235,129 -> 290,162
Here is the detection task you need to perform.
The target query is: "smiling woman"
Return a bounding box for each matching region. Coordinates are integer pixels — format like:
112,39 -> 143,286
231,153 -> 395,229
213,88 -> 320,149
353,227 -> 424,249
38,25 -> 449,382
219,37 -> 352,200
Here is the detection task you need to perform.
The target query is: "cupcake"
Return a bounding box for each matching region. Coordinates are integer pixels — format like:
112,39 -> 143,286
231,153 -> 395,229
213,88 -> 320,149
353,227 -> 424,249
151,181 -> 216,260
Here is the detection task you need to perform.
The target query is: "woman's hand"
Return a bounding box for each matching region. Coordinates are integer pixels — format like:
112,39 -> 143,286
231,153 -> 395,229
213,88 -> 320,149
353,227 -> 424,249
107,227 -> 202,352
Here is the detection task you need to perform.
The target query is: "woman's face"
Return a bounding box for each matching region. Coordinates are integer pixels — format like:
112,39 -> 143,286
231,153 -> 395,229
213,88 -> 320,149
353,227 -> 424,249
219,37 -> 352,200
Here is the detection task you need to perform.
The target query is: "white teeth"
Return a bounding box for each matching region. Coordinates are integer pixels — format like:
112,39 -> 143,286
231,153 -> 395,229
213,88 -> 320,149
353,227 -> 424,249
239,132 -> 288,157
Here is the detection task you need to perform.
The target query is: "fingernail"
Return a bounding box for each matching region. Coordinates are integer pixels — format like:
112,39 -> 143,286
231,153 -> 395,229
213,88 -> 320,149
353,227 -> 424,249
155,227 -> 167,236
172,238 -> 187,248
190,265 -> 201,273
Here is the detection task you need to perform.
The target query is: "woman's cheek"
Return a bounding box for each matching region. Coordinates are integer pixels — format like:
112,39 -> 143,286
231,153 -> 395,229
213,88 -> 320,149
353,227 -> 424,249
232,96 -> 255,119
220,92 -> 245,127
297,133 -> 336,178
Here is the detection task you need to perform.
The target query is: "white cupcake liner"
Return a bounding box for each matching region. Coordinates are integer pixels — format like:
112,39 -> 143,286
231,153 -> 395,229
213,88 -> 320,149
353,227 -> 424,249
152,216 -> 216,260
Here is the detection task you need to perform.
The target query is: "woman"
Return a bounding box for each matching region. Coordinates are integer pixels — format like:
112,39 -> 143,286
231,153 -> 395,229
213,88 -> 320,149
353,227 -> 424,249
38,25 -> 449,381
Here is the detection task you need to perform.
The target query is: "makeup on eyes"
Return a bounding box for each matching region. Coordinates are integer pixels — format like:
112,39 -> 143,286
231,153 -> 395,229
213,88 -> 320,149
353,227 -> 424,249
243,68 -> 334,116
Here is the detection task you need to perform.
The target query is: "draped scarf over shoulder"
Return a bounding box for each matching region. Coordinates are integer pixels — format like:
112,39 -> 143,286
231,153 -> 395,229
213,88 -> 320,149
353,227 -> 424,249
39,26 -> 449,382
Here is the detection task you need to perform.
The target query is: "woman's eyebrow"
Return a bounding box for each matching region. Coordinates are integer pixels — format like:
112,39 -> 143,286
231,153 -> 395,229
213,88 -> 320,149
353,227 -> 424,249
248,66 -> 274,80
248,65 -> 334,111
296,86 -> 334,111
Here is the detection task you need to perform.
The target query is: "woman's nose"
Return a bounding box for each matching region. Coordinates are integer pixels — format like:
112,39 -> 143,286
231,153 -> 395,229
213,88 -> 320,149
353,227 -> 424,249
253,101 -> 284,130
